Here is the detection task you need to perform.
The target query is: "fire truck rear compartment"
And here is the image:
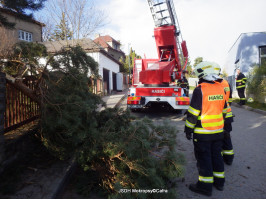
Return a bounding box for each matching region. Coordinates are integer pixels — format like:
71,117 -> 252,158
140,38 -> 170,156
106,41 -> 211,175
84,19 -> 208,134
127,96 -> 189,111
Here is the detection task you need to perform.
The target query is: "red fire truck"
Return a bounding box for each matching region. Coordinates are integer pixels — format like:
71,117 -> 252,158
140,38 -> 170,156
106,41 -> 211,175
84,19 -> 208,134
127,0 -> 190,111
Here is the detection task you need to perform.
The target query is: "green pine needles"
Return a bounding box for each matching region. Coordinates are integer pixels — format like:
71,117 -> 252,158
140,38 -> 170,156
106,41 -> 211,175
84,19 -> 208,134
74,110 -> 185,198
40,45 -> 101,159
40,46 -> 184,198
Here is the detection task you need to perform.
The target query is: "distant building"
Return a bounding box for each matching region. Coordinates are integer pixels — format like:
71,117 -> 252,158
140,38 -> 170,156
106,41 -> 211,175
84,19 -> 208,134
224,32 -> 266,91
42,38 -> 127,94
94,35 -> 126,62
0,7 -> 45,43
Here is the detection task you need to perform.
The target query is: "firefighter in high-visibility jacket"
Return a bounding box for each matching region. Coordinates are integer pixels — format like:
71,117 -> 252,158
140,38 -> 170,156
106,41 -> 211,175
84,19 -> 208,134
177,71 -> 189,97
185,62 -> 231,196
213,63 -> 234,165
236,68 -> 247,105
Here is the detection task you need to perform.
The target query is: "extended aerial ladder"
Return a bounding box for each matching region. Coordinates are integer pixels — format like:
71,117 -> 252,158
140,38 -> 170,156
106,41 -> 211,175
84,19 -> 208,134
127,0 -> 189,111
147,0 -> 188,68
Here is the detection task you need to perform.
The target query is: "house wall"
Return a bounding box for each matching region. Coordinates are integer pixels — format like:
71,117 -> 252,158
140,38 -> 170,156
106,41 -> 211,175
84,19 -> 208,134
99,52 -> 120,92
87,51 -> 120,93
87,52 -> 101,75
0,12 -> 42,42
39,50 -> 120,94
107,48 -> 125,61
224,32 -> 266,91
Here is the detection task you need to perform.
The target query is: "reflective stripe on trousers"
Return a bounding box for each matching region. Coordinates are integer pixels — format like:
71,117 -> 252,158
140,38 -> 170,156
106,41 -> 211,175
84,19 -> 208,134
213,171 -> 225,178
222,149 -> 234,155
199,176 -> 214,183
236,85 -> 245,89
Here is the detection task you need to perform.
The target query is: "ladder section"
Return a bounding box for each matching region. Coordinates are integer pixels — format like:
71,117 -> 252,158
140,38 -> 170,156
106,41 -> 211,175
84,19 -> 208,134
147,0 -> 187,66
147,0 -> 170,27
147,0 -> 179,30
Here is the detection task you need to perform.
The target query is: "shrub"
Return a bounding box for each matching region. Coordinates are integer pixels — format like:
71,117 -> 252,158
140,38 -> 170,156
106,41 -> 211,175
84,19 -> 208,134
247,62 -> 266,103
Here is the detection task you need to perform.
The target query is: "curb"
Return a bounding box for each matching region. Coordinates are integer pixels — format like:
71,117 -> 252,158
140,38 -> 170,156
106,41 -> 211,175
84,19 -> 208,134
51,158 -> 77,199
114,91 -> 128,108
231,102 -> 266,116
52,91 -> 128,198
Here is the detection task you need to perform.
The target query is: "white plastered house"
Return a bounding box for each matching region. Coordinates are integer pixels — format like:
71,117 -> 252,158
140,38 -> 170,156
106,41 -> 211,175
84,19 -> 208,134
42,38 -> 124,94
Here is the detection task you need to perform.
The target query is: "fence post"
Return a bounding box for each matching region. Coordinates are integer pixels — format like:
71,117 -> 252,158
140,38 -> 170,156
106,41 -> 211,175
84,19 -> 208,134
0,72 -> 6,163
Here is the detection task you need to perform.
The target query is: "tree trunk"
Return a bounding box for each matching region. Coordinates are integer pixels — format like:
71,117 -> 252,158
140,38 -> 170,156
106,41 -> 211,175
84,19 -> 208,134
6,74 -> 40,104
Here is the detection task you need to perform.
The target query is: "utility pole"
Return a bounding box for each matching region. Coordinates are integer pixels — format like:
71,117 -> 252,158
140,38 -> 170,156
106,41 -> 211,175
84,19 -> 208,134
128,43 -> 131,86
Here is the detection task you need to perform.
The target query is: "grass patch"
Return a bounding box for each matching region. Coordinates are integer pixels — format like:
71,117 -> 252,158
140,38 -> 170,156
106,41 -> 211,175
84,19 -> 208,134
232,98 -> 266,111
189,86 -> 196,90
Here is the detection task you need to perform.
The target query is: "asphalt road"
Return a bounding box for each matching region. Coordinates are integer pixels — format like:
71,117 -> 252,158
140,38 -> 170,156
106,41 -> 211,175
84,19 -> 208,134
120,99 -> 266,198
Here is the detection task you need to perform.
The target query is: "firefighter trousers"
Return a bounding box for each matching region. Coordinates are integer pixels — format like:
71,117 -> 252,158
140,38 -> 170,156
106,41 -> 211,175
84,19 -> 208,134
222,132 -> 234,163
237,88 -> 246,105
193,139 -> 225,191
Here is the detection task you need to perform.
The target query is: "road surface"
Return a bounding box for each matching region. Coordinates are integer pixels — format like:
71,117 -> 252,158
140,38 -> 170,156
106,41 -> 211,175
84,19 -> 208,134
120,99 -> 266,198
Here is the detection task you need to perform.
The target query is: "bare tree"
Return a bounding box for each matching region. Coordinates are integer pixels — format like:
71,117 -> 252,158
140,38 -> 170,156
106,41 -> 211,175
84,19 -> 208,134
38,0 -> 107,42
40,18 -> 55,42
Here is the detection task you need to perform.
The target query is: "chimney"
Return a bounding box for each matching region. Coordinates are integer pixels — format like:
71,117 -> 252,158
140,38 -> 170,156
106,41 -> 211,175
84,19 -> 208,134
95,33 -> 101,39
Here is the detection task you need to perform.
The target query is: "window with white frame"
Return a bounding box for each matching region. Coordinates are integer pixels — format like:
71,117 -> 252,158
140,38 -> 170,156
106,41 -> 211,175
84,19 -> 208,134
18,30 -> 33,42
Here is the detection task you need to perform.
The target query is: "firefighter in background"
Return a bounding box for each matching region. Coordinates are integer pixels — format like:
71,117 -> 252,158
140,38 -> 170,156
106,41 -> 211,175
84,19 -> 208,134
178,71 -> 189,121
213,63 -> 234,165
184,62 -> 231,196
236,68 -> 247,105
178,71 -> 189,96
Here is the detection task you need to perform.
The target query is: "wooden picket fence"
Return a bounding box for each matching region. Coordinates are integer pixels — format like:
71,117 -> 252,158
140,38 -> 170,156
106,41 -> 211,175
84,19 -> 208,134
3,74 -> 120,133
89,77 -> 104,96
4,76 -> 40,133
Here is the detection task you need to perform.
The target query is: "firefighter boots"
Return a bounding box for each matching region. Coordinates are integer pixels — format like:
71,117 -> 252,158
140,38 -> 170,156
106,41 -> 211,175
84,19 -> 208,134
189,184 -> 212,196
213,183 -> 224,191
224,159 -> 233,165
